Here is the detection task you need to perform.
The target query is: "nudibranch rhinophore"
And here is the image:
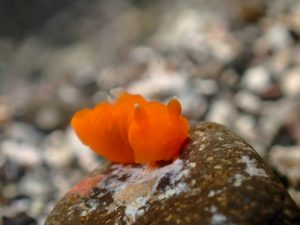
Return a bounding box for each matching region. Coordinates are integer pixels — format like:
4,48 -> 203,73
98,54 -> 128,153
71,92 -> 189,164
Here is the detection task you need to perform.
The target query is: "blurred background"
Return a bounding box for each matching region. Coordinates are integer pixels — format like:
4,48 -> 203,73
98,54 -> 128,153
0,0 -> 299,224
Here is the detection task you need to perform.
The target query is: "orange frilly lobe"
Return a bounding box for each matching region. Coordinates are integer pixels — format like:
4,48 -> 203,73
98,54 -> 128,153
71,92 -> 189,164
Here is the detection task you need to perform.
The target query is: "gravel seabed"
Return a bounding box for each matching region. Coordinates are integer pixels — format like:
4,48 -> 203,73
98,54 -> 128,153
0,0 -> 299,224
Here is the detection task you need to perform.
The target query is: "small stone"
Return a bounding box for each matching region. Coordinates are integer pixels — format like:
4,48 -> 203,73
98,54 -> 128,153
206,99 -> 237,126
268,145 -> 300,188
241,66 -> 271,94
234,91 -> 261,113
7,122 -> 42,145
127,60 -> 187,98
179,92 -> 207,119
2,184 -> 18,199
281,67 -> 300,97
9,196 -> 32,214
45,122 -> 300,225
1,140 -> 41,167
65,127 -> 99,172
233,114 -> 256,140
288,188 -> 300,207
43,130 -> 75,169
194,79 -> 218,96
19,175 -> 50,198
265,25 -> 293,50
35,106 -> 63,131
0,101 -> 11,125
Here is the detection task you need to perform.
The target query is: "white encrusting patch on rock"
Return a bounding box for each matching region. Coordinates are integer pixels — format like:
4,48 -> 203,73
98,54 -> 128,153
230,155 -> 268,187
239,155 -> 268,177
157,182 -> 188,200
79,199 -> 98,217
232,173 -> 245,187
228,156 -> 269,188
124,197 -> 149,222
94,159 -> 190,224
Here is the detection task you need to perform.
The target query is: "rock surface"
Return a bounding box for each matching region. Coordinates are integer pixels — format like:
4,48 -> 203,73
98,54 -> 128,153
46,122 -> 300,225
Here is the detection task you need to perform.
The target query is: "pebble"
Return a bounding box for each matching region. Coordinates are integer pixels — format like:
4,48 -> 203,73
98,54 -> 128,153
265,24 -> 293,50
1,140 -> 41,167
194,78 -> 218,96
268,145 -> 300,188
19,175 -> 50,198
34,106 -> 63,131
179,92 -> 207,119
9,197 -> 32,214
241,66 -> 271,94
42,130 -> 75,169
6,122 -> 42,145
127,61 -> 187,98
234,114 -> 256,140
234,91 -> 261,113
0,101 -> 10,124
288,188 -> 300,207
65,127 -> 99,172
206,99 -> 237,127
281,67 -> 300,97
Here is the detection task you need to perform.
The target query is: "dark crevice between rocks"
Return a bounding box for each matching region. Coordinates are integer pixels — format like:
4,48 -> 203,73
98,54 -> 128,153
2,212 -> 37,225
270,126 -> 298,147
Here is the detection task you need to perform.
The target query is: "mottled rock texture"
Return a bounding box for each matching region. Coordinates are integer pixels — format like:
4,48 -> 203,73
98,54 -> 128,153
45,122 -> 300,225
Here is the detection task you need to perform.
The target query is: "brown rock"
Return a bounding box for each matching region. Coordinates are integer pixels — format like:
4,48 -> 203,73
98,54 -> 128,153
45,122 -> 300,225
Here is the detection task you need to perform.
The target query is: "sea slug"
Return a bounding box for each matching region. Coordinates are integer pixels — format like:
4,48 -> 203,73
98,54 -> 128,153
71,92 -> 189,163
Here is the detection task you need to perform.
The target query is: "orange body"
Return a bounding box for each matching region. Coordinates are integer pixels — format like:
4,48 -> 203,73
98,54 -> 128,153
71,92 -> 189,163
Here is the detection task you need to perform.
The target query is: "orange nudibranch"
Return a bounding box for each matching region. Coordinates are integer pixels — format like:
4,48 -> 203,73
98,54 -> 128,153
71,92 -> 189,164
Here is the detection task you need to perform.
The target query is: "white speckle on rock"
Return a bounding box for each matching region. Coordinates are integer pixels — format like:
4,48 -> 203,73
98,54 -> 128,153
233,174 -> 245,187
239,156 -> 268,177
210,205 -> 217,213
208,190 -> 215,197
195,131 -> 204,137
189,162 -> 196,168
217,136 -> 224,141
158,182 -> 188,200
199,144 -> 206,151
191,179 -> 196,186
211,213 -> 227,225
